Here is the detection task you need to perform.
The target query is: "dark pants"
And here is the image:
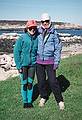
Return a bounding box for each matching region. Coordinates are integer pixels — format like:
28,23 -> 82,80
36,64 -> 63,103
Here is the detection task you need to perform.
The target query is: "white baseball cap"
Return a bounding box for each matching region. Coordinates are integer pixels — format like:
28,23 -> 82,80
41,13 -> 51,21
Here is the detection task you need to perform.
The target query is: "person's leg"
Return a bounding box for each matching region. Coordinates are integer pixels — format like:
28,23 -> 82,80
36,64 -> 48,107
36,64 -> 48,99
27,66 -> 35,107
46,64 -> 64,110
19,67 -> 28,108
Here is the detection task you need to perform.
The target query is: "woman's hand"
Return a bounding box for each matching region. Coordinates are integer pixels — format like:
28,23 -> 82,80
18,68 -> 22,73
53,64 -> 58,70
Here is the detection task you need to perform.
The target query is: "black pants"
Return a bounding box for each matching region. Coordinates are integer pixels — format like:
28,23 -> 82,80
36,64 -> 63,103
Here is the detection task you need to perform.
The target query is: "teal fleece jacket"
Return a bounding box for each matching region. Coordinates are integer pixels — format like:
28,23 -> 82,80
14,32 -> 38,70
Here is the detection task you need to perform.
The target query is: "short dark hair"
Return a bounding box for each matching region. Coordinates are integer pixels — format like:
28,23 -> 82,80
24,28 -> 27,33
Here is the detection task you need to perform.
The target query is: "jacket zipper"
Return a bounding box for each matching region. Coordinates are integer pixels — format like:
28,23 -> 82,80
42,39 -> 44,61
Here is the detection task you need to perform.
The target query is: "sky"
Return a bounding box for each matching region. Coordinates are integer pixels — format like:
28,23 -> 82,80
0,0 -> 82,25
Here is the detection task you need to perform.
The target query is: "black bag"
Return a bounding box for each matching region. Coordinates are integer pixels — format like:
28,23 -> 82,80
57,74 -> 70,92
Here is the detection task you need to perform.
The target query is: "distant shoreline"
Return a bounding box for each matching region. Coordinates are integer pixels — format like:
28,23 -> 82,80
0,28 -> 82,31
0,20 -> 82,29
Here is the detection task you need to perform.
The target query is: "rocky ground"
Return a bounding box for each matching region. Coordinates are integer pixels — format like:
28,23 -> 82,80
0,33 -> 82,81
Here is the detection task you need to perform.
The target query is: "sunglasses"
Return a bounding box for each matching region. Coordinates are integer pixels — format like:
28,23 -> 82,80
28,27 -> 37,31
41,20 -> 50,23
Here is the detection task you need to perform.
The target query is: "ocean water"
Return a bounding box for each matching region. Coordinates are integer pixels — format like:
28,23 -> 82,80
56,29 -> 82,36
0,29 -> 82,36
0,29 -> 23,35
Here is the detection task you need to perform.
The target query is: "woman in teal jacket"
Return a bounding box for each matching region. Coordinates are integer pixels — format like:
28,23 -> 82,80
14,20 -> 38,108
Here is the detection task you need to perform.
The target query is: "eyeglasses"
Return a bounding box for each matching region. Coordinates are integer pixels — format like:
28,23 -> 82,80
28,27 -> 37,31
41,20 -> 50,24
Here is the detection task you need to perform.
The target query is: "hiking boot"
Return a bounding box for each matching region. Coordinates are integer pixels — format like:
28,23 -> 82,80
27,103 -> 33,108
39,98 -> 46,107
23,103 -> 33,108
23,103 -> 28,108
59,101 -> 65,110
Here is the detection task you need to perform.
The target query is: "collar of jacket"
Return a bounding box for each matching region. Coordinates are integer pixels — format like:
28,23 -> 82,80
38,25 -> 55,34
26,31 -> 37,40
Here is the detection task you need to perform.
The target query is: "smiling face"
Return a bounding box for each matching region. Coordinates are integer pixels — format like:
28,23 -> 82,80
27,26 -> 37,35
25,20 -> 37,35
41,20 -> 50,29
